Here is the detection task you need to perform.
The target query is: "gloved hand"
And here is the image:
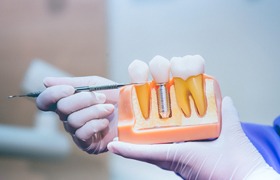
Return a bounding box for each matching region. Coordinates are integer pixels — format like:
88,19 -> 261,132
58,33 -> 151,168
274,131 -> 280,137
108,97 -> 279,179
36,76 -> 119,154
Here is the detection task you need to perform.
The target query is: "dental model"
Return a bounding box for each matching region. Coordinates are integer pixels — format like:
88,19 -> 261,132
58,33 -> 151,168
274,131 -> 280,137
118,55 -> 222,144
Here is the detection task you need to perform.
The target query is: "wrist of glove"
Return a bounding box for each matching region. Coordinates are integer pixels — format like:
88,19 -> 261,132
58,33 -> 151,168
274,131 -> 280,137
108,97 -> 279,179
247,166 -> 280,180
36,76 -> 119,154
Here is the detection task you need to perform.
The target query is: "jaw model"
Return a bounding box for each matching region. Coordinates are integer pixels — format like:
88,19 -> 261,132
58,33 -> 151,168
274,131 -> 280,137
118,55 -> 222,144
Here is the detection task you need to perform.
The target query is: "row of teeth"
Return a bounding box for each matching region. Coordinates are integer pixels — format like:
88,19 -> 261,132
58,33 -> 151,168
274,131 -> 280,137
128,55 -> 205,83
128,55 -> 207,119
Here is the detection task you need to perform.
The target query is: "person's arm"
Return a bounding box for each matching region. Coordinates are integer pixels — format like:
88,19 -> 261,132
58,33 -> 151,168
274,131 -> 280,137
242,119 -> 280,174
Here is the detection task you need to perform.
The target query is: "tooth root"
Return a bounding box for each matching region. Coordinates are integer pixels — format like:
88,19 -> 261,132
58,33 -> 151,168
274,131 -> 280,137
187,74 -> 207,116
128,60 -> 150,119
173,75 -> 207,117
173,77 -> 191,117
135,84 -> 150,119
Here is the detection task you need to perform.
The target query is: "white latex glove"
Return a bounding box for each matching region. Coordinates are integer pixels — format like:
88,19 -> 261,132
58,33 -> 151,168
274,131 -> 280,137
108,97 -> 279,179
36,76 -> 119,154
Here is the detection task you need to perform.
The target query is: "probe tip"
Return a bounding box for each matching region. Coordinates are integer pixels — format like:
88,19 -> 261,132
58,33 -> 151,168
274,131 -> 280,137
8,95 -> 16,98
8,94 -> 26,99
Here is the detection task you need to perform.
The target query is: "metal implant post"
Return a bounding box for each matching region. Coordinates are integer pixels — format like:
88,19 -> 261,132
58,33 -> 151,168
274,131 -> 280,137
156,83 -> 171,119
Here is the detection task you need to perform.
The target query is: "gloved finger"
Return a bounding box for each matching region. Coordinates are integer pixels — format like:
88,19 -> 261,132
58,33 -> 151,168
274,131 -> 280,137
43,76 -> 119,104
56,92 -> 106,115
68,103 -> 114,129
85,125 -> 115,154
107,141 -> 174,162
83,138 -> 108,155
221,96 -> 242,135
75,118 -> 110,142
62,121 -> 74,133
71,134 -> 106,154
221,96 -> 238,118
43,76 -> 115,87
36,85 -> 75,111
43,76 -> 96,87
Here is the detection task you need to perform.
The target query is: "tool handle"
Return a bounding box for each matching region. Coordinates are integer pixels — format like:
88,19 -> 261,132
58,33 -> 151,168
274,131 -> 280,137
9,83 -> 132,99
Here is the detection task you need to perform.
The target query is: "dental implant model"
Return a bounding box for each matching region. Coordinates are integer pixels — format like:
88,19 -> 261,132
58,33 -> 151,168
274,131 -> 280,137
149,56 -> 171,119
117,55 -> 222,144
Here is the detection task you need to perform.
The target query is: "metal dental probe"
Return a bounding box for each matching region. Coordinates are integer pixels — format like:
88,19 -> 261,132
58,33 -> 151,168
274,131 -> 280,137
8,83 -> 140,99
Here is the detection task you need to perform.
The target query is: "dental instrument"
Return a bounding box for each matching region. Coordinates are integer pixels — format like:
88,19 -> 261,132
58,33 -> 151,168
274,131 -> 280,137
8,83 -> 139,99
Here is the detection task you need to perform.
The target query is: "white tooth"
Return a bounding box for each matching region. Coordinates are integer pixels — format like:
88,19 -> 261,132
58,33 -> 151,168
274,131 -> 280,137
149,55 -> 170,83
128,60 -> 149,83
171,55 -> 205,80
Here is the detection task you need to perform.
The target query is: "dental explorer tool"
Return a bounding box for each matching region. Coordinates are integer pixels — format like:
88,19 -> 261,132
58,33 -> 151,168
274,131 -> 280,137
8,83 -> 139,99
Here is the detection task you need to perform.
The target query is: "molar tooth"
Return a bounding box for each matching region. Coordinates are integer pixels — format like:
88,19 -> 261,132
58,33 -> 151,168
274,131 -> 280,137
171,55 -> 207,117
128,60 -> 150,119
171,55 -> 205,79
149,55 -> 171,118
